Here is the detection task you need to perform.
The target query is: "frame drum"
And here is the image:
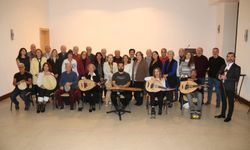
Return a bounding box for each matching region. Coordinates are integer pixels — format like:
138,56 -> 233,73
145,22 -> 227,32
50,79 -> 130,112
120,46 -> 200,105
17,80 -> 27,90
43,74 -> 57,90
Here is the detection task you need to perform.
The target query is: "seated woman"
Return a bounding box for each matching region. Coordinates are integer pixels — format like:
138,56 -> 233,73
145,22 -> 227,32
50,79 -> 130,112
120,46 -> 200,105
36,63 -> 56,113
187,69 -> 203,117
146,68 -> 165,115
79,64 -> 100,112
55,63 -> 80,110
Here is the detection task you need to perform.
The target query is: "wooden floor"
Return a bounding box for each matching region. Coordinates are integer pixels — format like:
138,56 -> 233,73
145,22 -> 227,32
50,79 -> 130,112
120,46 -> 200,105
0,94 -> 250,150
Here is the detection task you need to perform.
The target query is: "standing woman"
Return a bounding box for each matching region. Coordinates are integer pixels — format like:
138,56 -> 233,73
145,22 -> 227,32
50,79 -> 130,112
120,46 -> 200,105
30,49 -> 47,97
36,63 -> 55,113
132,51 -> 148,106
178,52 -> 195,108
149,51 -> 162,76
61,50 -> 78,76
47,49 -> 61,83
123,55 -> 132,77
94,52 -> 104,79
103,54 -> 118,105
78,51 -> 91,77
16,48 -> 30,72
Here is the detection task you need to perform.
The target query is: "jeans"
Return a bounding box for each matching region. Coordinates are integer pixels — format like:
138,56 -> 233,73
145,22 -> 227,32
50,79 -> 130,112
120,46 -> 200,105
207,77 -> 221,105
187,91 -> 202,111
10,88 -> 30,107
197,77 -> 205,102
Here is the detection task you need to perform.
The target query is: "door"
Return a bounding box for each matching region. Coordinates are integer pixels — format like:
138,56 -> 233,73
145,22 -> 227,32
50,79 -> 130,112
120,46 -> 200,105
40,28 -> 50,52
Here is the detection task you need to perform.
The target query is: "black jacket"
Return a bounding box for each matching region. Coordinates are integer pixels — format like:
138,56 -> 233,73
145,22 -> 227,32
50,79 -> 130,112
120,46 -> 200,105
218,63 -> 241,91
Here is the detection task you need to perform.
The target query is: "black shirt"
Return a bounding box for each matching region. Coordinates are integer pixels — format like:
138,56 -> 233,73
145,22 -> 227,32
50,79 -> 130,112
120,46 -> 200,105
208,56 -> 226,78
14,72 -> 32,89
112,72 -> 130,85
149,60 -> 162,76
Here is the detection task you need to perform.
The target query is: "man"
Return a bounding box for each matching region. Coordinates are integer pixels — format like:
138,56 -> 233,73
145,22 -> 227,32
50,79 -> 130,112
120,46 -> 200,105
215,52 -> 241,122
101,48 -> 107,61
206,48 -> 226,107
10,63 -> 32,110
73,46 -> 81,61
113,50 -> 122,63
194,47 -> 208,102
55,63 -> 80,110
160,48 -> 169,68
145,49 -> 152,67
187,69 -> 203,118
44,45 -> 51,59
61,50 -> 78,76
86,46 -> 95,63
129,48 -> 136,63
58,45 -> 68,67
28,44 -> 36,60
111,62 -> 132,110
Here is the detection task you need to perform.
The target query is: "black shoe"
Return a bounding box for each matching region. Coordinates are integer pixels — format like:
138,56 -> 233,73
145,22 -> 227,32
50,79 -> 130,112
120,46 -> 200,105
78,107 -> 83,111
41,104 -> 45,113
151,107 -> 156,115
92,106 -> 96,111
215,114 -> 225,118
168,103 -> 173,108
158,108 -> 162,115
70,105 -> 74,110
224,117 -> 231,122
24,106 -> 29,111
15,105 -> 20,110
89,108 -> 92,112
60,105 -> 64,110
216,104 -> 220,108
36,104 -> 41,113
204,102 -> 211,105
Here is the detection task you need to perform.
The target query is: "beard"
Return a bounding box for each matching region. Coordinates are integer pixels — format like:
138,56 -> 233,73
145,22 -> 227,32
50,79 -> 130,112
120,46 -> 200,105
118,68 -> 124,72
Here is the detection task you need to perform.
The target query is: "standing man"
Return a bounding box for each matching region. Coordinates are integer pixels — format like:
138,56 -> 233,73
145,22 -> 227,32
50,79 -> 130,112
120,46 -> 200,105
28,44 -> 36,60
145,49 -> 152,67
86,46 -> 95,63
206,48 -> 226,107
194,47 -> 209,102
215,52 -> 241,122
73,46 -> 81,61
101,48 -> 107,62
129,48 -> 136,63
113,50 -> 122,63
160,48 -> 169,68
44,45 -> 51,59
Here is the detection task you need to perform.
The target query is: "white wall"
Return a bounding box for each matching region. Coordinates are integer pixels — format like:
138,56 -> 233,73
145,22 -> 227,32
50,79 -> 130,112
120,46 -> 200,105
0,0 -> 49,96
236,0 -> 250,101
49,0 -> 217,56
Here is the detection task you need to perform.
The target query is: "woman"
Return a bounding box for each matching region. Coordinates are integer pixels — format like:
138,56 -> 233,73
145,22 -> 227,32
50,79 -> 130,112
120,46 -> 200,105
78,51 -> 91,77
61,50 -> 78,76
149,51 -> 162,76
132,51 -> 148,106
94,52 -> 104,79
179,52 -> 195,108
103,54 -> 118,105
80,64 -> 100,112
30,49 -> 47,96
163,50 -> 178,107
16,48 -> 30,72
36,63 -> 55,113
47,49 -> 61,83
146,68 -> 165,115
123,55 -> 132,77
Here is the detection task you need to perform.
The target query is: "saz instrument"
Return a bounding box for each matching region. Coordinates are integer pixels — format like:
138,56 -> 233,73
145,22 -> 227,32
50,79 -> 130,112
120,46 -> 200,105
78,79 -> 107,91
107,87 -> 143,92
17,80 -> 27,90
43,74 -> 57,90
179,80 -> 208,94
64,85 -> 71,92
145,78 -> 175,93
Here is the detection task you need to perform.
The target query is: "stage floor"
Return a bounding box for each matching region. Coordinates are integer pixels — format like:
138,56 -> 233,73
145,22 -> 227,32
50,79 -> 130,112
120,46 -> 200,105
0,93 -> 249,150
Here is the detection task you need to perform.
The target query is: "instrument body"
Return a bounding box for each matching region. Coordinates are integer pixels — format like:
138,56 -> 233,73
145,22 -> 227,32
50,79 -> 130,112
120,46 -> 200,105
107,87 -> 143,92
78,79 -> 96,91
180,80 -> 207,94
145,78 -> 175,92
17,80 -> 27,90
42,74 -> 57,90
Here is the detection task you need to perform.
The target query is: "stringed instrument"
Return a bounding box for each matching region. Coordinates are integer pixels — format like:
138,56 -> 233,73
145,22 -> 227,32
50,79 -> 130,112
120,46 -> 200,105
78,79 -> 107,91
107,87 -> 143,92
145,78 -> 175,93
179,80 -> 208,94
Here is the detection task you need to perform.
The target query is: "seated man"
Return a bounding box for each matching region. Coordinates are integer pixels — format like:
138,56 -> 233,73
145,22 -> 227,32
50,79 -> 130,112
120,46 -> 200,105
111,62 -> 132,110
55,63 -> 80,110
10,63 -> 32,110
187,69 -> 203,118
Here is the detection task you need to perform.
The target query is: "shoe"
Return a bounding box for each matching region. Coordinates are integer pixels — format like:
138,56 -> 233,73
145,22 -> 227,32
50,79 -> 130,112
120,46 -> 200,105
216,104 -> 220,108
168,103 -> 173,108
78,107 -> 83,111
70,105 -> 74,110
92,106 -> 96,111
89,108 -> 92,112
204,102 -> 211,105
60,105 -> 64,110
41,104 -> 45,113
24,106 -> 29,111
36,104 -> 41,113
151,107 -> 156,116
15,105 -> 20,110
158,108 -> 162,115
224,118 -> 231,122
215,114 -> 225,118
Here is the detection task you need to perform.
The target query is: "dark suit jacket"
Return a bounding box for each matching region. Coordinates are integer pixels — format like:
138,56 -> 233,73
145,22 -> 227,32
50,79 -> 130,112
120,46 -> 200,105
218,63 -> 241,91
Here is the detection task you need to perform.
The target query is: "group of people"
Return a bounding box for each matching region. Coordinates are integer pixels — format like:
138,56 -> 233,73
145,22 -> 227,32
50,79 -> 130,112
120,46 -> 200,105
11,44 -> 241,122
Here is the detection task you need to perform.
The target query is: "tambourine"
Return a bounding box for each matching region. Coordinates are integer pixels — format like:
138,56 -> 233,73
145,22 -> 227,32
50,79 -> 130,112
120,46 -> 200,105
78,79 -> 96,91
17,80 -> 27,90
43,74 -> 57,90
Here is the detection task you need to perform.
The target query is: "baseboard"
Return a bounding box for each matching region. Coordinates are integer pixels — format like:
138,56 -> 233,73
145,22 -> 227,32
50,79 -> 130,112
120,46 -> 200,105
0,92 -> 11,101
236,96 -> 250,106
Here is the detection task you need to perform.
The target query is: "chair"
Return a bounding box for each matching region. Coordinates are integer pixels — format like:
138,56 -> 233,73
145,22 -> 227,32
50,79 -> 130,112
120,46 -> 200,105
10,91 -> 34,111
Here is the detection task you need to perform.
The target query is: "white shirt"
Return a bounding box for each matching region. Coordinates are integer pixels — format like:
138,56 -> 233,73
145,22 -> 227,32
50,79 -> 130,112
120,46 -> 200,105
61,58 -> 78,76
103,62 -> 118,81
88,72 -> 96,81
124,63 -> 132,78
37,72 -> 54,87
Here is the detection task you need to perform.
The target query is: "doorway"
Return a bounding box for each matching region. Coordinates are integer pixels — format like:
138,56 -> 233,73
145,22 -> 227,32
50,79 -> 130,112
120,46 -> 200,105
40,28 -> 50,52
